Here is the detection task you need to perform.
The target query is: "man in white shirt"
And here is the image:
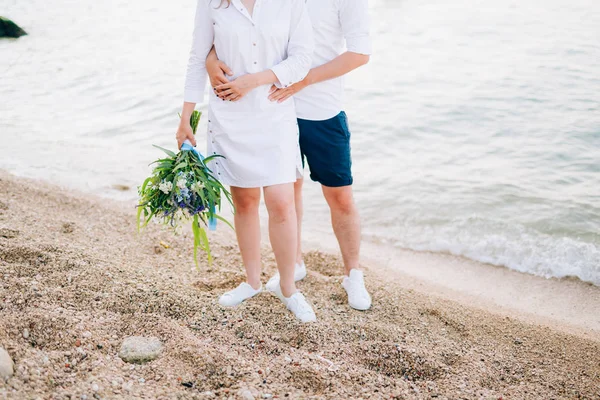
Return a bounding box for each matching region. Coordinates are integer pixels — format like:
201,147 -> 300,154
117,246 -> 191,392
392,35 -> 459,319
208,0 -> 372,311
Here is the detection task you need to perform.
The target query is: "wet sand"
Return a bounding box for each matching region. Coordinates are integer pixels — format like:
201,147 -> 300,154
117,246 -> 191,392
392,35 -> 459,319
0,171 -> 599,399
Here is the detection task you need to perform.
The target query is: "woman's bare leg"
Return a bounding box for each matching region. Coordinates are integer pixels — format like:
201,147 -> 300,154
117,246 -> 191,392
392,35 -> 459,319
294,178 -> 304,264
263,183 -> 297,298
230,186 -> 262,289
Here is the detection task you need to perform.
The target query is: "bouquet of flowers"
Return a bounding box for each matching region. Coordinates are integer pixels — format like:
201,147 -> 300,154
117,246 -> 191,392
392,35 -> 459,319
136,110 -> 233,267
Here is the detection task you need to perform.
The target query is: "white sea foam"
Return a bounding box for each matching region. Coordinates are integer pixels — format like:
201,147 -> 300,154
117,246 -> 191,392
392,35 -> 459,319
381,217 -> 600,286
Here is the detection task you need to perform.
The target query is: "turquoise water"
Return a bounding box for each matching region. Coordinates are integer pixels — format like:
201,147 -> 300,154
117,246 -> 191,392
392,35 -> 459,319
1,0 -> 599,284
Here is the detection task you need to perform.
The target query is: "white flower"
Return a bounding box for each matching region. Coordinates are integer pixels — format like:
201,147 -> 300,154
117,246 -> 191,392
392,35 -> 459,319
191,181 -> 205,194
159,180 -> 173,194
176,178 -> 188,189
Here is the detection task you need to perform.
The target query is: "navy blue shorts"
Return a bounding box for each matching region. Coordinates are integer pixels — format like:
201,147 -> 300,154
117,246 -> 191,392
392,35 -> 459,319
297,111 -> 353,187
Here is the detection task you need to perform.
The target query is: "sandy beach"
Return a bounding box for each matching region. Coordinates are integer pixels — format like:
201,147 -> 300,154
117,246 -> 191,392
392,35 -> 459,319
0,170 -> 599,399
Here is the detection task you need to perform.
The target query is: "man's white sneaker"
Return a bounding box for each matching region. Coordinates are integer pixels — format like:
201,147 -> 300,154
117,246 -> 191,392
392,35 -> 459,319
218,282 -> 262,307
342,269 -> 372,311
265,262 -> 307,292
272,286 -> 316,323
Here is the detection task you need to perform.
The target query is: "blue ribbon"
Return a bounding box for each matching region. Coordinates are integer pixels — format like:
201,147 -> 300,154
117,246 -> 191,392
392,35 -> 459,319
181,141 -> 217,231
180,141 -> 204,160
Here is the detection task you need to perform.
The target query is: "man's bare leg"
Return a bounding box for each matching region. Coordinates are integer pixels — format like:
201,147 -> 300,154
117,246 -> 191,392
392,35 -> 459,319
321,185 -> 360,275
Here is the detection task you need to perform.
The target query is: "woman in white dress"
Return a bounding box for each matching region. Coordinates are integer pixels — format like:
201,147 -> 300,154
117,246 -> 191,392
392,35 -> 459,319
176,0 -> 316,322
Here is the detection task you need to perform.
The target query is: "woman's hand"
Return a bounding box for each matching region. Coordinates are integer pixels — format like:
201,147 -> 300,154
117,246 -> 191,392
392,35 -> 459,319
215,74 -> 259,102
268,79 -> 308,103
176,119 -> 196,149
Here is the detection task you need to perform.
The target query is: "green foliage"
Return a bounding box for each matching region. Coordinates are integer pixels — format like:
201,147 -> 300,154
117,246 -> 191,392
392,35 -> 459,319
137,110 -> 233,267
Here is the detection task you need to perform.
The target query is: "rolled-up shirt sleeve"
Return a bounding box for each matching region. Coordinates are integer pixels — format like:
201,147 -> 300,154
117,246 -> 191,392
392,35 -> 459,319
270,0 -> 314,88
340,0 -> 372,55
184,0 -> 214,104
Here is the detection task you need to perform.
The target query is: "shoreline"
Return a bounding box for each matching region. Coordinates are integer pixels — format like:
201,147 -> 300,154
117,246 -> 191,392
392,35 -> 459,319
292,212 -> 600,340
6,165 -> 600,305
1,170 -> 599,398
301,232 -> 600,341
3,167 -> 600,336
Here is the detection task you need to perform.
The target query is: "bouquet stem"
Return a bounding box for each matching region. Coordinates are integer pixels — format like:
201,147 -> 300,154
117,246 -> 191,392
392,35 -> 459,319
192,214 -> 213,268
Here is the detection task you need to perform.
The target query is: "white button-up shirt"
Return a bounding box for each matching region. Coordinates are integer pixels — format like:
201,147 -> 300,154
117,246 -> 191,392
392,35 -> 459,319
184,0 -> 314,105
183,0 -> 314,188
295,0 -> 372,121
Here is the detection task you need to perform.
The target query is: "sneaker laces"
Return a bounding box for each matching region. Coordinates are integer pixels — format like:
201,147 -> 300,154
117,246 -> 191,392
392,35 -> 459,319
346,276 -> 369,300
287,293 -> 312,317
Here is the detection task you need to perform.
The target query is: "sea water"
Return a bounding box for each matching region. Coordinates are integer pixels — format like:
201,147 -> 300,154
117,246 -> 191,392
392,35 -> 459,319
1,0 -> 599,284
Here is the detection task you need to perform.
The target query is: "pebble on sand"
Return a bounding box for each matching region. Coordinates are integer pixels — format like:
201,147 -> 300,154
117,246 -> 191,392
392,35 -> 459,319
0,348 -> 14,379
238,389 -> 254,400
118,336 -> 163,364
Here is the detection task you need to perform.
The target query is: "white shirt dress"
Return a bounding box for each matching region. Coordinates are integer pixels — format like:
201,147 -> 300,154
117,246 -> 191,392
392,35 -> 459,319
184,0 -> 314,188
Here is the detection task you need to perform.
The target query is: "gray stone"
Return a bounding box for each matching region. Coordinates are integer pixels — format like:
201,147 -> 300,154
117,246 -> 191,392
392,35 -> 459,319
238,389 -> 254,400
0,17 -> 27,38
0,348 -> 14,379
118,336 -> 163,364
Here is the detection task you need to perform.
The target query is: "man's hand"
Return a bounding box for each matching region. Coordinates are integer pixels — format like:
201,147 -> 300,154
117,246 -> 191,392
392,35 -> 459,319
268,79 -> 309,103
208,60 -> 233,88
206,48 -> 233,90
215,74 -> 259,102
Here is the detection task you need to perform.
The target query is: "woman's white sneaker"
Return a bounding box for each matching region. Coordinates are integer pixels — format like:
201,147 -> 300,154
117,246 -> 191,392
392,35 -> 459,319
272,286 -> 316,323
218,282 -> 262,307
265,262 -> 307,292
342,269 -> 372,311
284,292 -> 317,323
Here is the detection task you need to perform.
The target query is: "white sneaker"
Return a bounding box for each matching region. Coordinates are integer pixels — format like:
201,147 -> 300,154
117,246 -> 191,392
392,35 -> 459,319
272,286 -> 316,323
342,269 -> 372,311
218,282 -> 262,307
265,262 -> 307,292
